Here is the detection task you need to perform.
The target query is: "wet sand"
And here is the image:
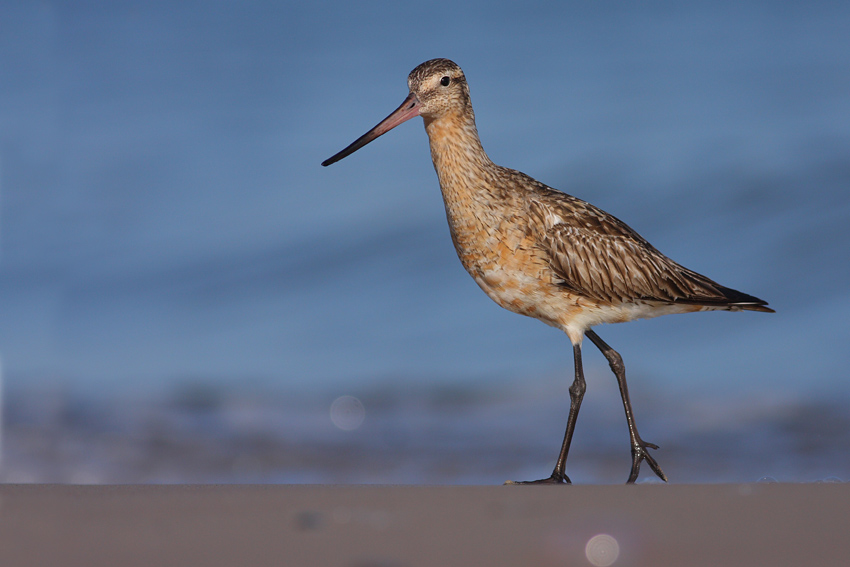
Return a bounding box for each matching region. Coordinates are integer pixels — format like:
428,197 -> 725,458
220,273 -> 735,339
0,483 -> 847,566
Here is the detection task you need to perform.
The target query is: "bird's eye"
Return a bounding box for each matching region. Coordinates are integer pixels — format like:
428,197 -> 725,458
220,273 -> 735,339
440,76 -> 451,87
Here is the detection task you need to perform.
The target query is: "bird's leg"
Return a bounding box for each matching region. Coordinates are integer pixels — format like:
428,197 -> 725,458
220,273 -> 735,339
506,343 -> 585,485
585,329 -> 667,484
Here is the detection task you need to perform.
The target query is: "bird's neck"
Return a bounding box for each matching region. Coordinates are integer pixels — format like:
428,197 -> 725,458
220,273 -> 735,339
423,110 -> 495,193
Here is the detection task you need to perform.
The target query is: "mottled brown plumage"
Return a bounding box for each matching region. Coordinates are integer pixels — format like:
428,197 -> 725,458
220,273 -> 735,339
323,58 -> 773,484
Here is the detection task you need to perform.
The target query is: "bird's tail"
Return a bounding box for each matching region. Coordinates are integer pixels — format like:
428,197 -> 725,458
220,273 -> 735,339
716,285 -> 775,313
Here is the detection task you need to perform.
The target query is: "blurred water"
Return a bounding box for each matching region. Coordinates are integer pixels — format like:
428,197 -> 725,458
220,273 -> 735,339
1,1 -> 849,482
4,381 -> 848,484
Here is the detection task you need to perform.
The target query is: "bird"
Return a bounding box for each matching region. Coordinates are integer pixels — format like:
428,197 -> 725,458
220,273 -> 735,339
322,58 -> 773,484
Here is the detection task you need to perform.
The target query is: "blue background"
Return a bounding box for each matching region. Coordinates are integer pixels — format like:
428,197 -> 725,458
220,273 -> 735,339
1,1 -> 848,483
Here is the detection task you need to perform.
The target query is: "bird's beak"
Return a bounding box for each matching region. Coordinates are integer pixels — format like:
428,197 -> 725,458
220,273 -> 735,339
322,92 -> 422,166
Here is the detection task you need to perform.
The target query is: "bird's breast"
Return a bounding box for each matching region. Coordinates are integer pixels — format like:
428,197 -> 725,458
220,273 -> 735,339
439,191 -> 571,325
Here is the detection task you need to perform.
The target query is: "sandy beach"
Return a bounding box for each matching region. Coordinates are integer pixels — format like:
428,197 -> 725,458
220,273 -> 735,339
1,483 -> 847,567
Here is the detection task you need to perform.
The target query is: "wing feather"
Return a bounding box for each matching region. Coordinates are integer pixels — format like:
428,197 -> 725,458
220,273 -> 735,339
527,189 -> 730,305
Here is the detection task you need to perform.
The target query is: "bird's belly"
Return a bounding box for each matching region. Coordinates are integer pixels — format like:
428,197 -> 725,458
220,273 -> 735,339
454,238 -> 575,327
472,269 -> 570,326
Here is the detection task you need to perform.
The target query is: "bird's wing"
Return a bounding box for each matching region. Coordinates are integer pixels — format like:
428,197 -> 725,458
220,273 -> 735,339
527,188 -> 729,305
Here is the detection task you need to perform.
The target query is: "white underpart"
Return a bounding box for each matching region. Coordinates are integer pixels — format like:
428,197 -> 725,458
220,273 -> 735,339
561,302 -> 715,346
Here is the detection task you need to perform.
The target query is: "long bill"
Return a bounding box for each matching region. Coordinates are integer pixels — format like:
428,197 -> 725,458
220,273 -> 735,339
321,92 -> 422,166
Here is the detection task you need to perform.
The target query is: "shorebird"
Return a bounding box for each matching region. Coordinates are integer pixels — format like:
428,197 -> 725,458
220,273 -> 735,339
322,58 -> 773,484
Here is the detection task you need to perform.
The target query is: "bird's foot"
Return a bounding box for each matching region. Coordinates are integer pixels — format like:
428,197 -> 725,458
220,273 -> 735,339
626,438 -> 667,484
505,471 -> 571,485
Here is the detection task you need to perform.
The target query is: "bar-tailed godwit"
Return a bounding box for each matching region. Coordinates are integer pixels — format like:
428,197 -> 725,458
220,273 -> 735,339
322,58 -> 773,484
